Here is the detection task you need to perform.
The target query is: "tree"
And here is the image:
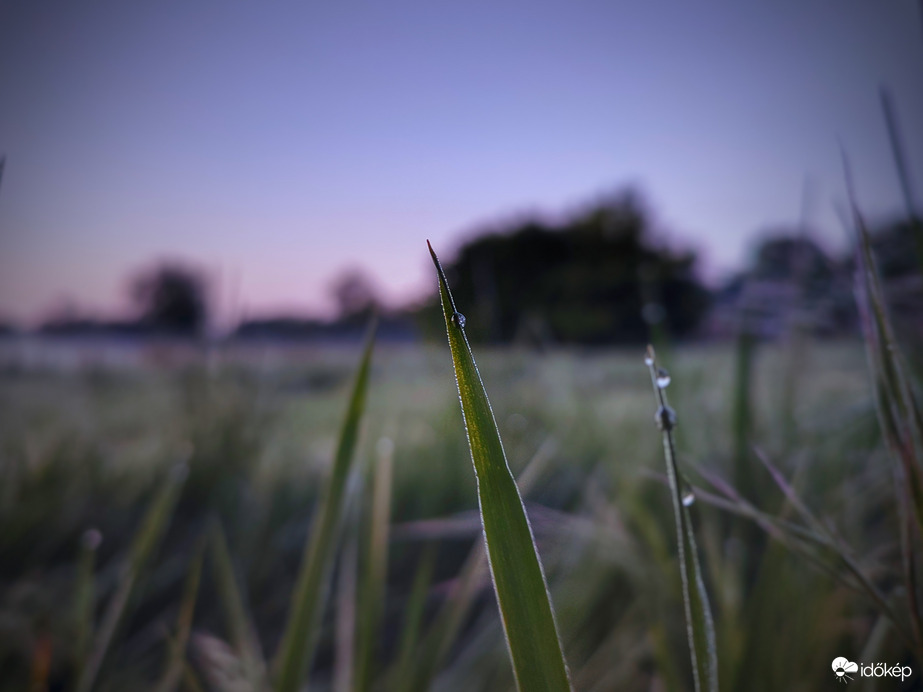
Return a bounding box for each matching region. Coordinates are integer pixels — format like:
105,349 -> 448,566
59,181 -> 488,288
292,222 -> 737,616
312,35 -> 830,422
129,261 -> 209,336
441,189 -> 710,344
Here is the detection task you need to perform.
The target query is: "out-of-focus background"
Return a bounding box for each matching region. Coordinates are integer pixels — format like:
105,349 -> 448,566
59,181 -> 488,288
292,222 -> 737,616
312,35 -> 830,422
1,1 -> 922,690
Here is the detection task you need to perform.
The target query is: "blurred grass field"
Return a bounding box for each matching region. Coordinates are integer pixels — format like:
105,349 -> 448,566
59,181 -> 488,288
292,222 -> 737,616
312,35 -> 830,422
3,336 -> 914,691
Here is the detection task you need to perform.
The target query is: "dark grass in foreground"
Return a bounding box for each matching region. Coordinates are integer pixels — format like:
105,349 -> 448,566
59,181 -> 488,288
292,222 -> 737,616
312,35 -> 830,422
0,334 -> 914,691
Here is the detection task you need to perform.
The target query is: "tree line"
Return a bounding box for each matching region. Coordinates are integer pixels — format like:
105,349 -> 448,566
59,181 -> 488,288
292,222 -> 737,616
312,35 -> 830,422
17,188 -> 922,345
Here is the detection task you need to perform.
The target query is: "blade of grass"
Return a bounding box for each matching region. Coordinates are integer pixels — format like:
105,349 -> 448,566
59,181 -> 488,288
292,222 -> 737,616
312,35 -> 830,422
76,462 -> 188,692
333,513 -> 359,692
428,241 -> 571,692
397,437 -> 557,692
645,346 -> 718,692
273,318 -> 377,692
72,528 -> 102,688
692,462 -> 920,652
844,153 -> 923,656
355,436 -> 394,692
208,520 -> 268,690
210,519 -> 266,690
156,542 -> 205,692
392,544 -> 437,692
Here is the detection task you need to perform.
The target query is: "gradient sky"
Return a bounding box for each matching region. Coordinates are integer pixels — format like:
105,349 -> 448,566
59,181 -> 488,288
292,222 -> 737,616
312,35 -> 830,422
1,0 -> 922,326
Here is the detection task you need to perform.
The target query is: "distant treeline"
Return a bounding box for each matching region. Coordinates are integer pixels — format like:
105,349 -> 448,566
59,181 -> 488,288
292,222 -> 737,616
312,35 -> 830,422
6,189 -> 921,345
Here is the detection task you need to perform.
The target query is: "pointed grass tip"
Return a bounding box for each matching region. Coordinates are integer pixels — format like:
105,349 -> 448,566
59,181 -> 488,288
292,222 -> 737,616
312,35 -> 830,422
427,240 -> 459,316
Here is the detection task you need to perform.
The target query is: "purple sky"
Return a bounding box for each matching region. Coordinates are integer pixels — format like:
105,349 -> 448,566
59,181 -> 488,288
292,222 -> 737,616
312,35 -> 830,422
1,0 -> 922,326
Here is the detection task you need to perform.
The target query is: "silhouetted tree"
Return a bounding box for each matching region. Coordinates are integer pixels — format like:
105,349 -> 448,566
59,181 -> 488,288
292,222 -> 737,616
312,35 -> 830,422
441,190 -> 709,344
129,261 -> 209,336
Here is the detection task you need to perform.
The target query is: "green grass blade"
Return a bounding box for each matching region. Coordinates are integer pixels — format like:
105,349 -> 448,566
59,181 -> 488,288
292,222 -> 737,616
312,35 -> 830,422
72,529 -> 101,688
157,542 -> 204,692
845,165 -> 923,656
76,462 -> 188,692
273,319 -> 377,692
392,544 -> 437,692
355,437 -> 394,692
404,436 -> 560,692
645,346 -> 718,692
428,241 -> 572,692
208,521 -> 268,689
333,511 -> 359,692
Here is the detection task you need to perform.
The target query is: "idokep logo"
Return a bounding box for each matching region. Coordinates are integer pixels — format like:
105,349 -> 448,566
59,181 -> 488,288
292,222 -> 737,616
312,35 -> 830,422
832,657 -> 913,684
832,658 -> 858,683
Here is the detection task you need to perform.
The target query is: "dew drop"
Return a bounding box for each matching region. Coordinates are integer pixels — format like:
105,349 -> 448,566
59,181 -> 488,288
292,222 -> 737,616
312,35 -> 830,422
682,491 -> 696,507
656,368 -> 671,389
450,312 -> 466,329
644,355 -> 654,366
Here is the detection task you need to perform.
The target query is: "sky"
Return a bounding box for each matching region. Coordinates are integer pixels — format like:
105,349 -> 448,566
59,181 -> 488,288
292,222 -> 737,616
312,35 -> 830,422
1,0 -> 922,326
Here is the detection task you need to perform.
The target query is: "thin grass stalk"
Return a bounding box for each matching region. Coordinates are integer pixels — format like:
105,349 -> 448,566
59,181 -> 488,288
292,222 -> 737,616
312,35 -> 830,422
645,345 -> 718,692
182,659 -> 207,692
845,169 -> 923,656
844,154 -> 923,531
72,528 -> 101,687
208,520 -> 268,689
274,319 -> 377,692
76,462 -> 188,692
156,543 -> 204,692
692,461 -> 920,652
428,241 -> 571,692
333,516 -> 359,692
355,437 -> 394,692
392,544 -> 437,692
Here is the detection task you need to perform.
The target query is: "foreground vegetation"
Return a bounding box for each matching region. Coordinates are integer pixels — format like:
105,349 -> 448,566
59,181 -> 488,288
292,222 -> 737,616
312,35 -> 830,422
1,328 -> 918,690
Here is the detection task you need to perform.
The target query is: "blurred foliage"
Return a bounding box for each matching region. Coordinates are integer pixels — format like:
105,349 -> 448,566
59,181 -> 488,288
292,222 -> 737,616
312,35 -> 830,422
430,190 -> 709,345
0,340 -> 916,690
129,262 -> 210,337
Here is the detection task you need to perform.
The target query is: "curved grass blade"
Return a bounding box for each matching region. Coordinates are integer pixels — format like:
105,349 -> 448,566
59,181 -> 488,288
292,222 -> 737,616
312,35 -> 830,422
274,319 -> 377,692
427,241 -> 571,692
645,345 -> 718,692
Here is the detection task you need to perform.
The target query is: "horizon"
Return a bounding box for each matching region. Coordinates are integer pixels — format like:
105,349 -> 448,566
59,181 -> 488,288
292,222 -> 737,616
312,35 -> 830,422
1,1 -> 922,328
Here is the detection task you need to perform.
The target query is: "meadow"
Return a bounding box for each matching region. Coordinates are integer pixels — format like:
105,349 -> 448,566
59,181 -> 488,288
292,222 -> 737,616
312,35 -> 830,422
1,330 -> 916,691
